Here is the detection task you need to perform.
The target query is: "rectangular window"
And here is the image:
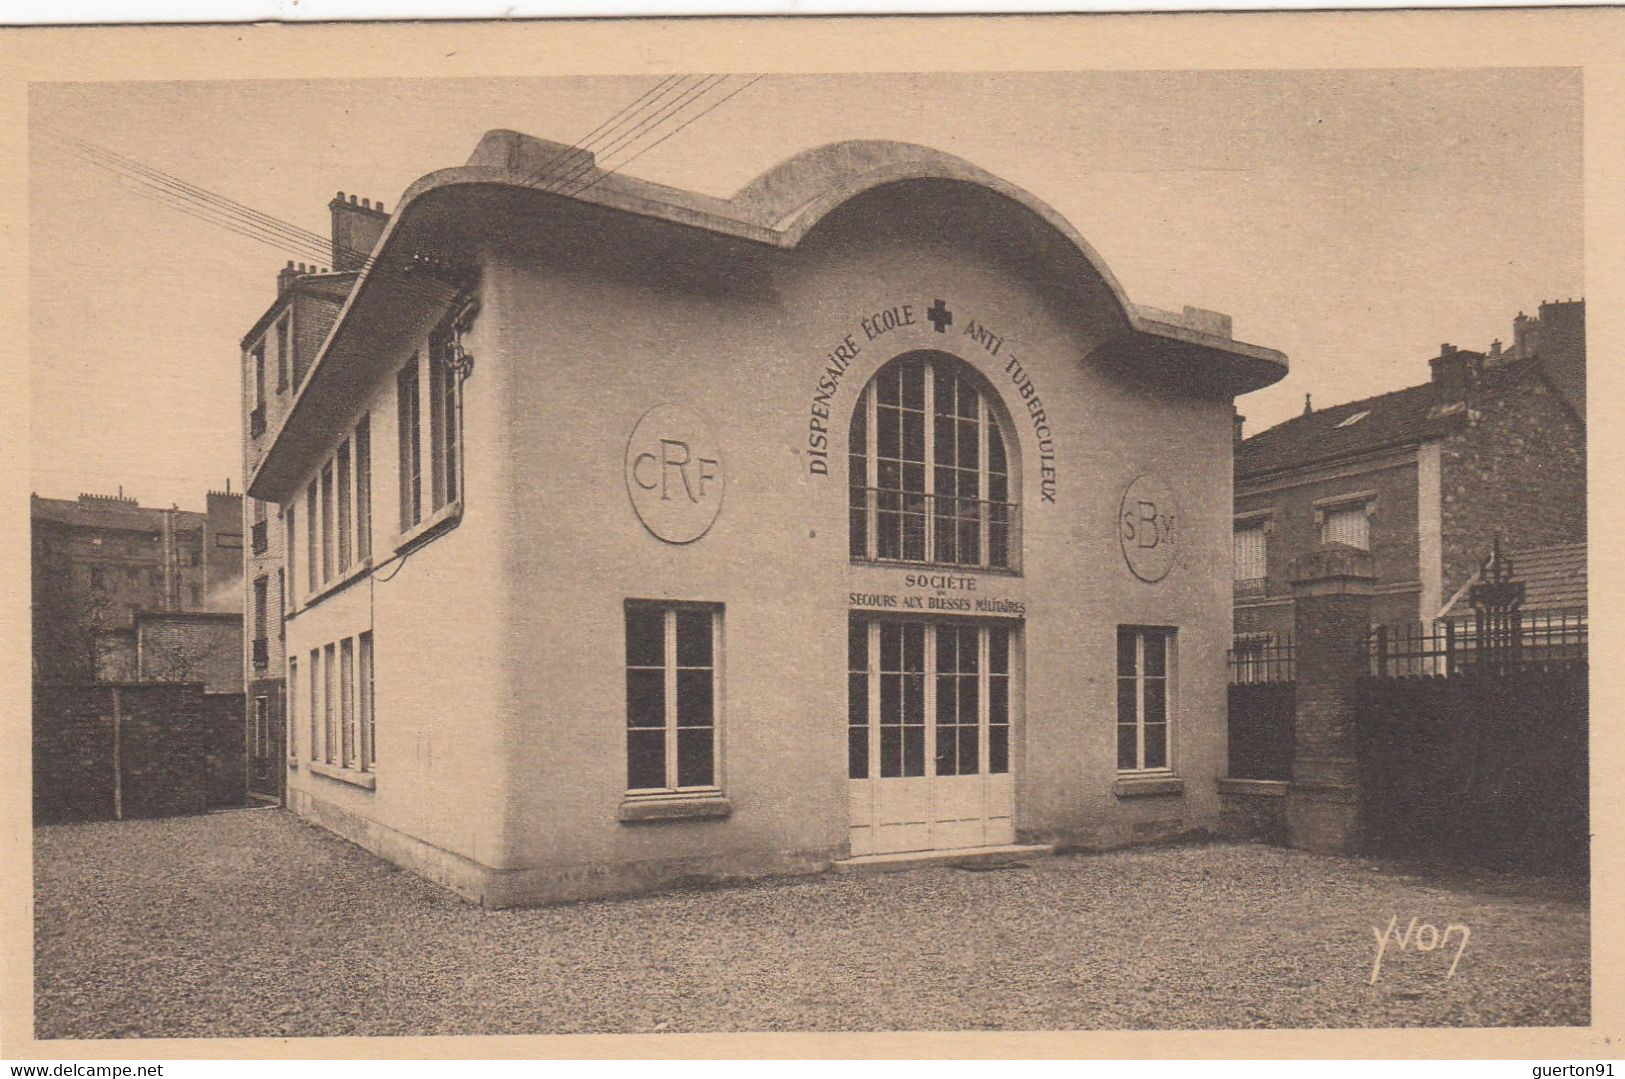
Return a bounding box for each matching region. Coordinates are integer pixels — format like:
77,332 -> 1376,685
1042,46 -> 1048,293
1322,505 -> 1370,550
625,604 -> 719,793
275,316 -> 290,391
253,575 -> 268,640
1234,522 -> 1266,594
1117,627 -> 1174,773
276,568 -> 285,637
340,637 -> 356,769
308,647 -> 320,761
252,343 -> 266,410
305,482 -> 318,593
429,326 -> 460,510
359,631 -> 375,772
286,504 -> 296,604
320,462 -> 334,582
398,355 -> 422,531
254,696 -> 270,759
354,416 -> 372,561
337,440 -> 353,574
323,642 -> 337,764
288,657 -> 299,760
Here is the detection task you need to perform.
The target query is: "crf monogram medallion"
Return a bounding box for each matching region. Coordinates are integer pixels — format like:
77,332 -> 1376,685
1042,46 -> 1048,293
625,404 -> 725,544
1119,473 -> 1179,582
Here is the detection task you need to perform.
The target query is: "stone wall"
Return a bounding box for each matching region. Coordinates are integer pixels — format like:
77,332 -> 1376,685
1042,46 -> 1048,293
1439,366 -> 1585,601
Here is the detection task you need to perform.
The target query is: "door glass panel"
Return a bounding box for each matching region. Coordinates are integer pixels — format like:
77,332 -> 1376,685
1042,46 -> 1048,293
848,619 -> 868,780
989,626 -> 1010,775
862,619 -> 1014,781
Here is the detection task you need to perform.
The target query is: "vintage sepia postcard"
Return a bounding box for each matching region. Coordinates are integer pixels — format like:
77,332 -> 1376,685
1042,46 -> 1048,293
1,9 -> 1621,1064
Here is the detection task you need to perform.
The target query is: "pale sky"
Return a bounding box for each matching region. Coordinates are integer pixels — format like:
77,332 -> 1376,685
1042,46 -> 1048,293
30,70 -> 1582,510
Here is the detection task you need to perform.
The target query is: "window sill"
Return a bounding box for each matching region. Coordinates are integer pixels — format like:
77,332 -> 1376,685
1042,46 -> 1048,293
393,499 -> 462,556
293,557 -> 374,615
1114,775 -> 1185,798
287,758 -> 299,770
618,793 -> 731,823
308,760 -> 376,791
1217,778 -> 1287,798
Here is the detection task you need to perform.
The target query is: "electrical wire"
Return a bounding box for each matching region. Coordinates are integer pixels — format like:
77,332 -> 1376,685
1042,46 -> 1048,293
569,75 -> 765,200
550,75 -> 729,197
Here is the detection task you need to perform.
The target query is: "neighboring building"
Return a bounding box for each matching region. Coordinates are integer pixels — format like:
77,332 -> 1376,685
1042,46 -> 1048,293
94,610 -> 245,695
1233,300 -> 1585,648
246,131 -> 1286,906
238,194 -> 387,802
32,488 -> 243,681
1436,540 -> 1587,663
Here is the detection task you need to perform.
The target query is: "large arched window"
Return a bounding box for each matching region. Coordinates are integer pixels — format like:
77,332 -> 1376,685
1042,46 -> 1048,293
849,351 -> 1017,571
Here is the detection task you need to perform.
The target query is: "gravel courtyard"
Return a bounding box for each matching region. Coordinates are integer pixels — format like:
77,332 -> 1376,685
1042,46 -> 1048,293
34,808 -> 1588,1038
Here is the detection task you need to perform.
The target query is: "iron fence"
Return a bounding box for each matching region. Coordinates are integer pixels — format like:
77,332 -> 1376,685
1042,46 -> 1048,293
1363,607 -> 1586,678
1227,633 -> 1295,684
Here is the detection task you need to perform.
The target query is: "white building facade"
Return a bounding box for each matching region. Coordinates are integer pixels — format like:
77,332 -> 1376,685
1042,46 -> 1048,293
247,131 -> 1286,906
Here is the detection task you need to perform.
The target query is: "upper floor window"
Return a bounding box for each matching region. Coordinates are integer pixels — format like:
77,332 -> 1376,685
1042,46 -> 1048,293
297,414 -> 374,602
275,315 -> 290,392
849,351 -> 1017,571
354,416 -> 372,561
250,342 -> 267,437
397,354 -> 422,532
251,342 -> 266,411
429,323 -> 460,511
336,439 -> 353,574
1233,520 -> 1267,596
1320,501 -> 1371,550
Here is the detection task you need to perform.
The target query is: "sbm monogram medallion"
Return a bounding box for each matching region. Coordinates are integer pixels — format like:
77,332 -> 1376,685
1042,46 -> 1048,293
1119,473 -> 1179,583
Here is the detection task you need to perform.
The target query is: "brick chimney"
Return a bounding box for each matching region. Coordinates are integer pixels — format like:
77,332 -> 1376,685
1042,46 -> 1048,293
1535,298 -> 1586,419
329,192 -> 390,272
1428,342 -> 1480,403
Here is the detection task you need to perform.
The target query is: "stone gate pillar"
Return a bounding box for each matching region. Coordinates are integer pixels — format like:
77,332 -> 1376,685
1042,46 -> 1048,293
1286,543 -> 1375,854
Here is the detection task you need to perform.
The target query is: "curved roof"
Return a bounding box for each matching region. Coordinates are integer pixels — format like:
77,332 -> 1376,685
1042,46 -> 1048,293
249,131 -> 1287,500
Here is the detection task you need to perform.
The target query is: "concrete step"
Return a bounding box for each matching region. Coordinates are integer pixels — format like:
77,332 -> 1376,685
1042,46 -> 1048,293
832,843 -> 1055,874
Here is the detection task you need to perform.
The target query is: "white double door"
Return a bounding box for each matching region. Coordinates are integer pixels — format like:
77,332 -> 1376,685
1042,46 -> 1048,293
847,617 -> 1017,856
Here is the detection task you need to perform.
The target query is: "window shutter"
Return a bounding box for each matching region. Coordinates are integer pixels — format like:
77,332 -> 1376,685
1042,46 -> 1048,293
1233,524 -> 1266,581
1323,506 -> 1369,549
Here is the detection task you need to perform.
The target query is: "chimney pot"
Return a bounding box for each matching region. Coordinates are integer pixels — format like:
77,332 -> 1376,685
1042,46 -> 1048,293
361,197 -> 370,209
337,190 -> 345,200
349,194 -> 358,205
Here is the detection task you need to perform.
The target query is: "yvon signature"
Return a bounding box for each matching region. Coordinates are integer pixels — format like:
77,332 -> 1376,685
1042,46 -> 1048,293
1370,915 -> 1470,984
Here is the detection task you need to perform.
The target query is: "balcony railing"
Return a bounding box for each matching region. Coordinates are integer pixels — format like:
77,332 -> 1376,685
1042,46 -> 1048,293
249,406 -> 266,438
848,487 -> 1020,572
251,637 -> 269,670
1234,577 -> 1267,599
250,520 -> 269,554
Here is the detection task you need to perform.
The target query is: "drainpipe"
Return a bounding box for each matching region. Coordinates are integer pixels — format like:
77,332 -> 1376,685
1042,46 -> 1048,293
111,685 -> 123,821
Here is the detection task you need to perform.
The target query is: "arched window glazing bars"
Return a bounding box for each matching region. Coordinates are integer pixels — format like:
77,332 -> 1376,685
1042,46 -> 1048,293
849,351 -> 1019,572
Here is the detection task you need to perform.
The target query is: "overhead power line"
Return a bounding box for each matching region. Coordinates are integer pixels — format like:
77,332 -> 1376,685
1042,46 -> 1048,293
38,72 -> 768,312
